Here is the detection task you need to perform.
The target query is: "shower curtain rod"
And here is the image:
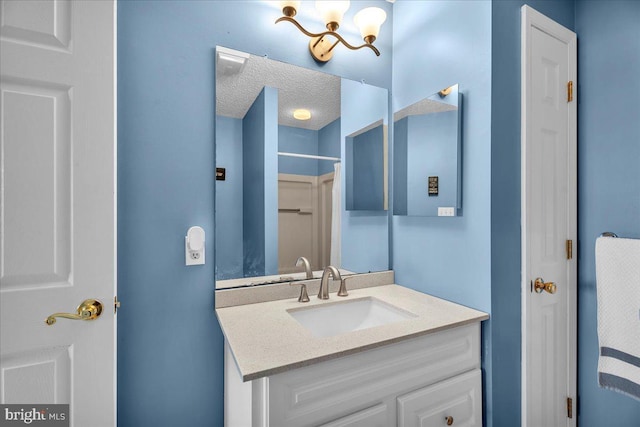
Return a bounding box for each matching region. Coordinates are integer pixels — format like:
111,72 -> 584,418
278,152 -> 341,162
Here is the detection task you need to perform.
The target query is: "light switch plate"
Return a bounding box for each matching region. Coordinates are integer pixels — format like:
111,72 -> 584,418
438,207 -> 455,217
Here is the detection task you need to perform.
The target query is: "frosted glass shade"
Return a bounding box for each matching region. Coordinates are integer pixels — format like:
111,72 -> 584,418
280,1 -> 301,10
353,7 -> 387,40
280,1 -> 300,16
316,1 -> 350,27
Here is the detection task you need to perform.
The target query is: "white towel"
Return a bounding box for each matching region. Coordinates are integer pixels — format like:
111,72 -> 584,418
595,236 -> 640,401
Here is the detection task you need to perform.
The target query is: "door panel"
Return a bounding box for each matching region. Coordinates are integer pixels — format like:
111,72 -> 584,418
1,347 -> 71,404
1,80 -> 71,289
0,0 -> 71,50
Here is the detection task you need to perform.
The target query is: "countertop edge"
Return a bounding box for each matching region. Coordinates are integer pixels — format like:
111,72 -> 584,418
240,313 -> 488,382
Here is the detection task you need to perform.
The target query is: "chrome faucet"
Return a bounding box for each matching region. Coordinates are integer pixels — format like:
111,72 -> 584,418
296,256 -> 313,279
318,266 -> 342,299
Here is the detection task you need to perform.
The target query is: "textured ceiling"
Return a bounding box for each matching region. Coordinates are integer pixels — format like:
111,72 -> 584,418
216,49 -> 341,131
393,96 -> 458,122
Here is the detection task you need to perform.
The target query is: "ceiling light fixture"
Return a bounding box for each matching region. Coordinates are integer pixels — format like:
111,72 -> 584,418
276,1 -> 387,63
293,109 -> 312,120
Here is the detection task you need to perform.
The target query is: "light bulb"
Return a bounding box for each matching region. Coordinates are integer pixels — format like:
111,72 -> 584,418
316,1 -> 350,30
353,7 -> 386,42
293,109 -> 311,120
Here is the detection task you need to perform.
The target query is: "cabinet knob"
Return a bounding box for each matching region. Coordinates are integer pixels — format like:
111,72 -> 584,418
445,415 -> 454,425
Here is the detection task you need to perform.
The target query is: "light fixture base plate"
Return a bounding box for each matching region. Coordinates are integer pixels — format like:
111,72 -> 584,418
309,36 -> 334,63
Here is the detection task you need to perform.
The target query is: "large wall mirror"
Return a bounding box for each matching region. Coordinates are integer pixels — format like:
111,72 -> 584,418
215,47 -> 389,289
393,84 -> 462,217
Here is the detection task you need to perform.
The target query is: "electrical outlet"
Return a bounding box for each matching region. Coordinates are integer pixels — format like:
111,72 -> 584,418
438,207 -> 455,217
185,226 -> 205,266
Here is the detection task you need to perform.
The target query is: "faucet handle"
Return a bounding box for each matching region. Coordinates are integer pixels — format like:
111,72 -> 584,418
337,277 -> 349,297
290,282 -> 310,303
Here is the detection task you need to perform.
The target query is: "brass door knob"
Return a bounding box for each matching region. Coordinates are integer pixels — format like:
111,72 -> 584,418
534,278 -> 557,294
45,299 -> 103,325
445,415 -> 454,425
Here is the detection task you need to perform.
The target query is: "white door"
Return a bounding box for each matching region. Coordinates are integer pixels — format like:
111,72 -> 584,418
278,173 -> 319,273
319,171 -> 334,270
521,5 -> 577,427
0,0 -> 116,425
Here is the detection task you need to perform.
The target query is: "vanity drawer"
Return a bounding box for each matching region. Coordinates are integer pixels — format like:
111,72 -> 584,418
318,403 -> 389,427
268,323 -> 480,427
397,369 -> 482,427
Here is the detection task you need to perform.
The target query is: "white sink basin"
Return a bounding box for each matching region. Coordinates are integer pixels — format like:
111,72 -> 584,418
287,297 -> 417,337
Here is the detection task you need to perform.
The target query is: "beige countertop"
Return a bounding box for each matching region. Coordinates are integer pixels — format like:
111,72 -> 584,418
216,284 -> 489,382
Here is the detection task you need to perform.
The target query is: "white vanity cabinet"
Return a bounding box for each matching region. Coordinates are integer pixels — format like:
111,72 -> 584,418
224,322 -> 483,427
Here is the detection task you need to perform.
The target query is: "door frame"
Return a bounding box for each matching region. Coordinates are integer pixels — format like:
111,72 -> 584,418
520,5 -> 577,426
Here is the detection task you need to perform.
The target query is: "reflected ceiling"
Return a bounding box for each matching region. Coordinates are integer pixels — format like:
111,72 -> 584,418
216,48 -> 341,130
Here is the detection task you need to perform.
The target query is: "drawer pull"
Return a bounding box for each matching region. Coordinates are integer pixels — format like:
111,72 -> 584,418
445,416 -> 454,425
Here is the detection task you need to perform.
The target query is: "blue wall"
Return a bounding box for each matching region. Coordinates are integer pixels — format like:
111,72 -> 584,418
393,117 -> 409,216
278,120 -> 341,176
117,1 -> 392,426
215,117 -> 243,279
318,118 -> 341,175
346,125 -> 385,210
490,1 -> 575,426
242,88 -> 278,277
278,125 -> 319,176
392,0 -> 492,317
395,110 -> 459,216
341,78 -> 389,273
576,1 -> 640,425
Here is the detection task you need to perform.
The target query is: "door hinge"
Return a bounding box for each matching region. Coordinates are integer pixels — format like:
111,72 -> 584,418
567,397 -> 573,419
566,239 -> 573,260
114,296 -> 121,314
567,81 -> 574,102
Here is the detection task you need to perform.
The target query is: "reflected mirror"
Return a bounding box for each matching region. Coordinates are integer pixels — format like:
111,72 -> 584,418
393,84 -> 462,217
215,47 -> 389,288
346,120 -> 388,211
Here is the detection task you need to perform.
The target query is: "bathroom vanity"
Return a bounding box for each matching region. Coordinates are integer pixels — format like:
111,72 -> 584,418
216,272 -> 488,427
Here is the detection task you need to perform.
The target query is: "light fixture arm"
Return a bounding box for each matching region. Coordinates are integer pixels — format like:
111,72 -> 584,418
275,16 -> 380,57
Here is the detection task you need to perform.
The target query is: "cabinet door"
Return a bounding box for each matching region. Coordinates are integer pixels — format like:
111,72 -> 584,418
268,324 -> 480,427
397,369 -> 482,427
319,403 -> 389,427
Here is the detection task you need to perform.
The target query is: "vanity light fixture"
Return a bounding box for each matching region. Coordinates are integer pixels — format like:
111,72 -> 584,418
293,108 -> 312,120
438,86 -> 453,98
276,1 -> 387,63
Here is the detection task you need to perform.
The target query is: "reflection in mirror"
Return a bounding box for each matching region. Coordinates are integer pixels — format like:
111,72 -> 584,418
346,120 -> 388,211
393,84 -> 462,217
215,47 -> 389,289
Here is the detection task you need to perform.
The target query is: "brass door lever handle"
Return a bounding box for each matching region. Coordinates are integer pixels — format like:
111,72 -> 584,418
45,299 -> 103,325
533,278 -> 557,294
